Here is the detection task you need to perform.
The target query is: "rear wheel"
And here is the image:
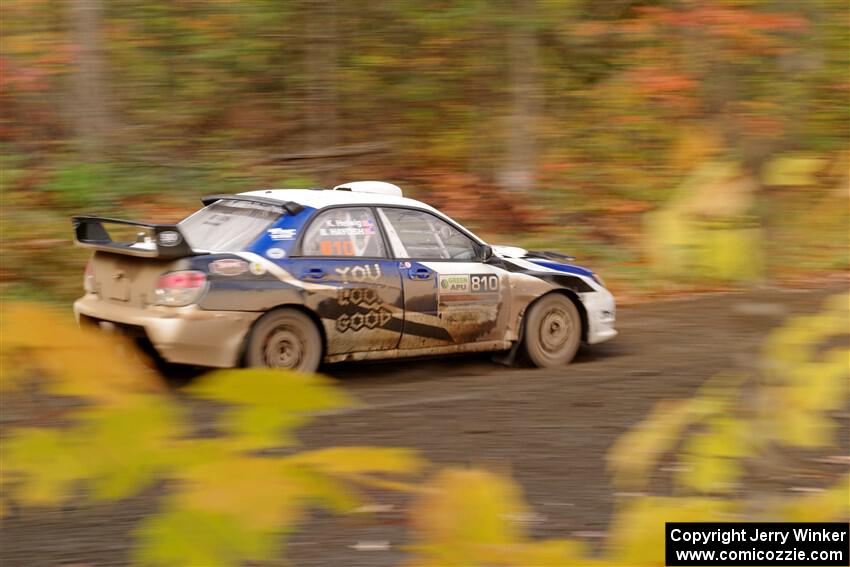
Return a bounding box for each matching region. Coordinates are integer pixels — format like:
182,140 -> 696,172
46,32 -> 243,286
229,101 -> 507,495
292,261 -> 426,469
521,294 -> 581,368
245,309 -> 322,373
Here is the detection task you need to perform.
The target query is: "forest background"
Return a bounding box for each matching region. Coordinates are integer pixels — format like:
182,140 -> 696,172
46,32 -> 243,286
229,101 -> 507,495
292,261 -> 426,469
1,0 -> 848,302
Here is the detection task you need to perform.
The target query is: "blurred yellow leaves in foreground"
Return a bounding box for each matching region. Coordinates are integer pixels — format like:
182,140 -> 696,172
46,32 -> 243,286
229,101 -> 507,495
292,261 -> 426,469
1,295 -> 847,566
1,304 -> 423,566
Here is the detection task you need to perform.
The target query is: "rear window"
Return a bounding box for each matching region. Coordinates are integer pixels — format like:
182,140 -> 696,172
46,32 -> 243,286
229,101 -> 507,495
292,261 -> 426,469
180,200 -> 283,252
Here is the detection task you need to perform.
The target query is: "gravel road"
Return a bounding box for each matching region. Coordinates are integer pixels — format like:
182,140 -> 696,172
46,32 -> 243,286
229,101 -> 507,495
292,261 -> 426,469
2,286 -> 847,566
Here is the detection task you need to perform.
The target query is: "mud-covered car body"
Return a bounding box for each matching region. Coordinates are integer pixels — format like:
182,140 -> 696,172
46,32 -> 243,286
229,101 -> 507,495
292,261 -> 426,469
73,182 -> 616,368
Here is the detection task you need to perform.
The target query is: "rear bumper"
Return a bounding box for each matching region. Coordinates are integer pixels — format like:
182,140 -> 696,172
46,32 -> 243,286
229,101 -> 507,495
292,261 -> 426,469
74,294 -> 261,367
581,288 -> 618,345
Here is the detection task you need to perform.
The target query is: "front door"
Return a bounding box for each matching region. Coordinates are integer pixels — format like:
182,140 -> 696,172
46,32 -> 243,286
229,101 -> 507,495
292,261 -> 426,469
377,207 -> 510,349
296,207 -> 403,355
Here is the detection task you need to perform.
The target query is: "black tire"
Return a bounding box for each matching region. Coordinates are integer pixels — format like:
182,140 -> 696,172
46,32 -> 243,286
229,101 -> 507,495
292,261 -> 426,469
245,308 -> 323,373
521,293 -> 582,368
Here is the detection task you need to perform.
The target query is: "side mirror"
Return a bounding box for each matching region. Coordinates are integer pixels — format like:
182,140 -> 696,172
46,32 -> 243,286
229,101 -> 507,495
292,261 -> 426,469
478,244 -> 494,262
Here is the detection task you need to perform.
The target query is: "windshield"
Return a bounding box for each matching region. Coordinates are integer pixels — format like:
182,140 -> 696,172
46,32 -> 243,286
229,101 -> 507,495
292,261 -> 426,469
180,199 -> 282,252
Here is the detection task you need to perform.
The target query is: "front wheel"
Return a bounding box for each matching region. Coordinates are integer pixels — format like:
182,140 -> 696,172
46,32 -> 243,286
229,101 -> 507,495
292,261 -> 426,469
521,294 -> 581,368
245,308 -> 323,373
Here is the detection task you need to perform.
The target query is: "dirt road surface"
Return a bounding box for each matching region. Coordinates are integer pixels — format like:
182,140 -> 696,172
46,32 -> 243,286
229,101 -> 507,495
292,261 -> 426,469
2,287 -> 848,566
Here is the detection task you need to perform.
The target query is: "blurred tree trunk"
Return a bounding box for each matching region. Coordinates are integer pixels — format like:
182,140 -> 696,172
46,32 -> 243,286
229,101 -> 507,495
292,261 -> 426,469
69,0 -> 113,161
501,0 -> 539,195
304,0 -> 340,183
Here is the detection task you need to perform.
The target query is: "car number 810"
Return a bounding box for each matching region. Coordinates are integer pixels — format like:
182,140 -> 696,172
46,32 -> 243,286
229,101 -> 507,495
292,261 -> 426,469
471,274 -> 499,293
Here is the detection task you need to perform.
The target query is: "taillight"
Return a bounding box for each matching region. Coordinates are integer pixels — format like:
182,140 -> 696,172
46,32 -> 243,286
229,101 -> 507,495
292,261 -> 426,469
83,259 -> 96,293
154,270 -> 207,306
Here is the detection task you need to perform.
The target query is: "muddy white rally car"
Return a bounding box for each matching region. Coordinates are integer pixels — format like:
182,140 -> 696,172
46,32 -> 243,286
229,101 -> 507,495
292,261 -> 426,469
73,181 -> 616,372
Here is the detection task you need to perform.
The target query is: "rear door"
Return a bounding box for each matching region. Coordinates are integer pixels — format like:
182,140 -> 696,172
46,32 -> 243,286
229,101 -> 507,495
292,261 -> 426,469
377,207 -> 510,349
295,206 -> 404,355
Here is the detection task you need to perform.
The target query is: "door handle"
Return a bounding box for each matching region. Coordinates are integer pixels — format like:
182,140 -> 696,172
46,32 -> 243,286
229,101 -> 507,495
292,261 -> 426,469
302,267 -> 326,280
408,266 -> 433,280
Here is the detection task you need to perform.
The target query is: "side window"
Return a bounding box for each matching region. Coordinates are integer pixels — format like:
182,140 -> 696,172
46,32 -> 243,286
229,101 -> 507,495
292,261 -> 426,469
301,207 -> 386,257
378,208 -> 479,260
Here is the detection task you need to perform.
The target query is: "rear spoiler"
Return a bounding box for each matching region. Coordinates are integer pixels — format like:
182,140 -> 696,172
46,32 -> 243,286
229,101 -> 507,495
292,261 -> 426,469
72,216 -> 197,259
201,194 -> 304,215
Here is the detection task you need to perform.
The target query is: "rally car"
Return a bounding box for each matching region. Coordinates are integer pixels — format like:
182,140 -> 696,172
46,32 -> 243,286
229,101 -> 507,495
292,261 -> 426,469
72,181 -> 616,372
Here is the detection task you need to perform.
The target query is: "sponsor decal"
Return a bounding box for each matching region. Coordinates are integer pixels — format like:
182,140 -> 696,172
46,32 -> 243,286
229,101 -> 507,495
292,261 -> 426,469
334,263 -> 382,284
249,262 -> 267,276
157,230 -> 181,247
266,247 -> 286,259
439,274 -> 500,299
209,258 -> 248,276
268,227 -> 297,240
400,261 -> 412,269
439,274 -> 470,293
334,287 -> 392,333
338,287 -> 380,306
336,308 -> 392,333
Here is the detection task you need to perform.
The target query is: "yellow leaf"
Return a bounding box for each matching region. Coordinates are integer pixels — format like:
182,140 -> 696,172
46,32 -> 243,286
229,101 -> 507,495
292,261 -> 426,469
407,468 -> 531,565
71,395 -> 187,500
3,428 -> 86,506
134,508 -> 276,567
607,399 -> 694,490
609,497 -> 738,565
0,303 -> 165,404
187,368 -> 353,448
773,474 -> 850,522
175,457 -> 301,530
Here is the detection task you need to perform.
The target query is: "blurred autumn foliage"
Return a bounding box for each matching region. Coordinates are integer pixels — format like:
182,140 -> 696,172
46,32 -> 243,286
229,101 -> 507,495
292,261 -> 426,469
0,304 -> 424,566
2,294 -> 846,565
1,0 -> 848,301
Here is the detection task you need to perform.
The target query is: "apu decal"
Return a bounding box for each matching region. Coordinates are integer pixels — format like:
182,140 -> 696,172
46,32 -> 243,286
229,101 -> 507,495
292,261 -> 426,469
334,263 -> 382,284
439,274 -> 500,295
268,228 -> 297,240
440,274 -> 469,293
439,275 -> 470,293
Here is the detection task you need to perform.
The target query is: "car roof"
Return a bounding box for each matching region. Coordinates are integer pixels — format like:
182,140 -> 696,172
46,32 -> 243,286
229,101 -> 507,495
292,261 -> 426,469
238,188 -> 440,214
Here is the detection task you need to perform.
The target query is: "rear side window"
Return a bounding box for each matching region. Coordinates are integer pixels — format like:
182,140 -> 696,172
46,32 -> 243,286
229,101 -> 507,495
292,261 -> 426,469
301,207 -> 386,257
180,200 -> 282,252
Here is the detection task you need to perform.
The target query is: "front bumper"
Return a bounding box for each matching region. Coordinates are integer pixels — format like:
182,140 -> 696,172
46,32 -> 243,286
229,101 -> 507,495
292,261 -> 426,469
74,294 -> 261,367
581,287 -> 618,345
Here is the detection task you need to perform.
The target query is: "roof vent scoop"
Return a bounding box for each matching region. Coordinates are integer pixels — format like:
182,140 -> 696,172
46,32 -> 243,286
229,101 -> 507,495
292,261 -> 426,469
332,181 -> 403,197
